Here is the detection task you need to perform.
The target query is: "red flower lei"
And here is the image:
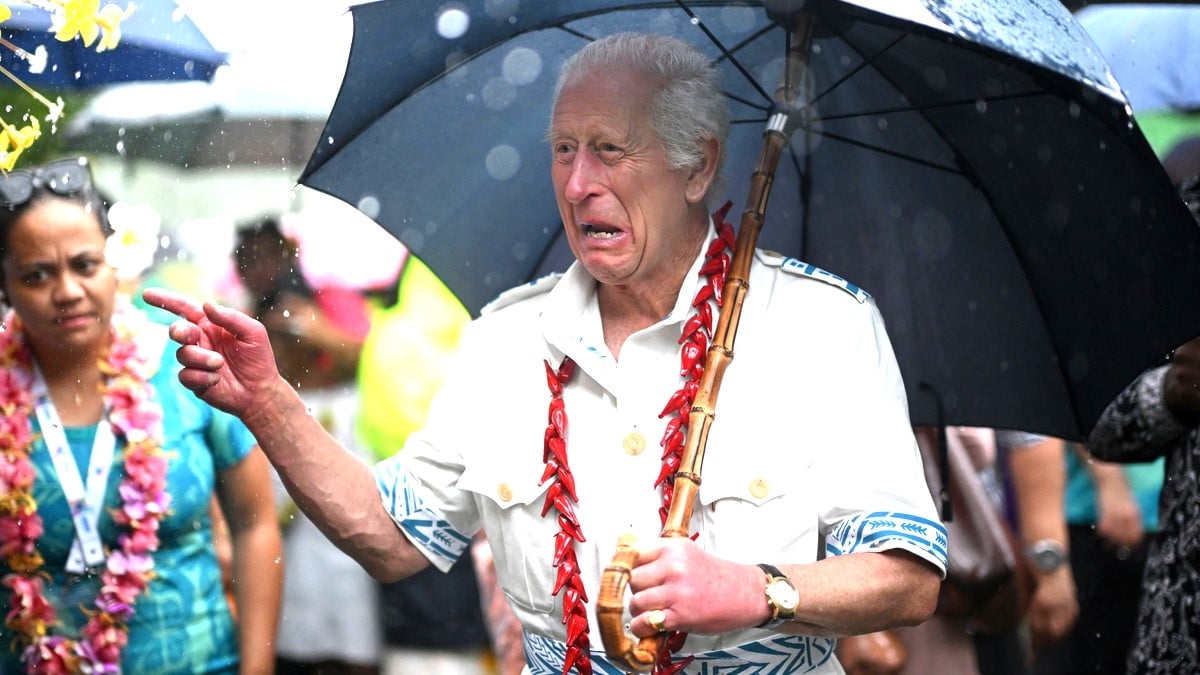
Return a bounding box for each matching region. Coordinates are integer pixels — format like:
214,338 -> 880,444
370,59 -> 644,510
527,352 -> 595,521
0,296 -> 171,674
542,203 -> 736,675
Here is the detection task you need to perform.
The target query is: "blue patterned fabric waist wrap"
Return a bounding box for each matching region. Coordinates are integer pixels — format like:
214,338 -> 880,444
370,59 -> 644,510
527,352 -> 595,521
523,631 -> 838,674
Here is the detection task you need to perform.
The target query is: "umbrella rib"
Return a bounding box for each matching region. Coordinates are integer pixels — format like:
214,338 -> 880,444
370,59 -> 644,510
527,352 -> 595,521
800,126 -> 964,175
670,0 -> 776,104
807,26 -> 912,109
818,91 -> 1045,123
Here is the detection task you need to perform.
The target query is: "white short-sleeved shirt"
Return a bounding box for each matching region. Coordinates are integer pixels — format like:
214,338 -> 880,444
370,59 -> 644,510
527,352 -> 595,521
375,229 -> 947,674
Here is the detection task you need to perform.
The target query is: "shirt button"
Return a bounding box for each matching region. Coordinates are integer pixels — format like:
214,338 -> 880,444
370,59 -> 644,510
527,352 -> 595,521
623,432 -> 646,456
497,483 -> 513,502
749,479 -> 769,499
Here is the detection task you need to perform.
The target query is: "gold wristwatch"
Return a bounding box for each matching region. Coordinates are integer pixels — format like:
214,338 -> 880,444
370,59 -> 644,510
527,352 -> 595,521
756,563 -> 799,629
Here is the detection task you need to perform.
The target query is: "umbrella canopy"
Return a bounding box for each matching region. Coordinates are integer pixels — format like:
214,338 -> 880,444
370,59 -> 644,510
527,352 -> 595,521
61,60 -> 327,168
1,0 -> 223,87
1074,3 -> 1200,159
299,0 -> 1200,442
1074,3 -> 1200,116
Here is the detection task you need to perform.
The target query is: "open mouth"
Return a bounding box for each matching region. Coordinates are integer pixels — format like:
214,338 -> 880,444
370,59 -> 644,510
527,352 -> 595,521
583,223 -> 621,239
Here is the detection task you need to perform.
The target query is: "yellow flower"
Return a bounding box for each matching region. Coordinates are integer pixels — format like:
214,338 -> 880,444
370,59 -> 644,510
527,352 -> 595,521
0,116 -> 41,173
52,0 -> 135,51
96,2 -> 135,52
54,0 -> 103,47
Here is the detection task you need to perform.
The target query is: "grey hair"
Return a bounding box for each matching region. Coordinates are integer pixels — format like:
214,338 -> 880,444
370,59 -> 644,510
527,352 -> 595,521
553,32 -> 730,205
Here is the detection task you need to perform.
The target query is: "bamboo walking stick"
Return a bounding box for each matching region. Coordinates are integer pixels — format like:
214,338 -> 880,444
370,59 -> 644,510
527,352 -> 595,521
597,10 -> 817,671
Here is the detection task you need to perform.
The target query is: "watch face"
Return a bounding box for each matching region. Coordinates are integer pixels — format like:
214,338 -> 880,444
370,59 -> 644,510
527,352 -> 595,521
1029,542 -> 1067,572
767,579 -> 799,612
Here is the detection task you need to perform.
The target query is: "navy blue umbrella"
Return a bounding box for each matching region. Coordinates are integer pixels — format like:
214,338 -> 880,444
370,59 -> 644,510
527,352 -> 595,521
300,0 -> 1200,442
1,0 -> 223,87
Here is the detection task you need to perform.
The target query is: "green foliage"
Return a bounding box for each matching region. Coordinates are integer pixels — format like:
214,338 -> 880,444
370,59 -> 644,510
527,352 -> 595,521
1,85 -> 95,163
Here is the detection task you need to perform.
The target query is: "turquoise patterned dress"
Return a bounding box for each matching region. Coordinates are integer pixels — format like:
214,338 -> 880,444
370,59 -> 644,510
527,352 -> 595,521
0,336 -> 257,674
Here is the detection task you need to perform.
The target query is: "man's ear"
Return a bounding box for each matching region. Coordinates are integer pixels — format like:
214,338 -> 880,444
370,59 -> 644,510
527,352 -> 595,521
684,136 -> 721,205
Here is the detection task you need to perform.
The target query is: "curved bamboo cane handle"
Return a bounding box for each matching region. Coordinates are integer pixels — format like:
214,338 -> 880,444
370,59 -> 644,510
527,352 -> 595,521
595,534 -> 668,672
597,13 -> 815,672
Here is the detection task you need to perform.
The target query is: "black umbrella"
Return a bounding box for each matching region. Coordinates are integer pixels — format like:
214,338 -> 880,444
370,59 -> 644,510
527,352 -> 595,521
299,0 -> 1200,442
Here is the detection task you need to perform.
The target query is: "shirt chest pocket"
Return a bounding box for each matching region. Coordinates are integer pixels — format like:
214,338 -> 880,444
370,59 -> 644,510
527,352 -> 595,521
694,457 -> 821,562
458,466 -> 557,615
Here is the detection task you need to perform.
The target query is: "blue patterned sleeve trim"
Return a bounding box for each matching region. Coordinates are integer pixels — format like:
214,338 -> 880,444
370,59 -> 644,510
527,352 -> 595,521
825,511 -> 948,571
374,456 -> 471,570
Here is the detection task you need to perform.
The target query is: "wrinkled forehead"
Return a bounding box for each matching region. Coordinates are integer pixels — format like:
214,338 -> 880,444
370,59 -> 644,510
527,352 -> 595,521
551,68 -> 660,133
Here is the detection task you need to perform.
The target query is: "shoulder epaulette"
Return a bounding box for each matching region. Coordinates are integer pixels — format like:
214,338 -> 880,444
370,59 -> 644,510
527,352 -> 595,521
757,250 -> 870,303
480,272 -> 564,315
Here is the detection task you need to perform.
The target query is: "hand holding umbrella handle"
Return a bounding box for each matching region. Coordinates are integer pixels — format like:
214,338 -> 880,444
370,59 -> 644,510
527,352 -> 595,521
596,534 -> 671,672
596,11 -> 815,671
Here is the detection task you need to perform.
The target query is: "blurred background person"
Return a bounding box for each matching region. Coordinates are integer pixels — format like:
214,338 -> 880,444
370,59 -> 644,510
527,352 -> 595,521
1086,171 -> 1200,675
1029,442 -> 1156,675
886,428 -> 1072,675
0,156 -> 282,673
231,215 -> 382,675
354,255 -> 509,675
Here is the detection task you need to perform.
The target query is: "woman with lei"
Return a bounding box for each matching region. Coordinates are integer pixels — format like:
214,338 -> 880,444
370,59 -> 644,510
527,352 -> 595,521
0,157 -> 282,674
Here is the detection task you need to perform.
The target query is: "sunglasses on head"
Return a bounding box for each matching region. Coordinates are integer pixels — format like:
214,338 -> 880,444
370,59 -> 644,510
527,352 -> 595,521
0,157 -> 93,210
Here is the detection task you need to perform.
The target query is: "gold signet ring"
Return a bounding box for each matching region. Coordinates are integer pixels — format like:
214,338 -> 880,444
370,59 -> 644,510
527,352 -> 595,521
647,609 -> 667,633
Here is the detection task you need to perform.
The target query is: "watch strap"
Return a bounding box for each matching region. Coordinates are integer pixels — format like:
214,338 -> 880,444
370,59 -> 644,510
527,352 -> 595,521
755,563 -> 795,629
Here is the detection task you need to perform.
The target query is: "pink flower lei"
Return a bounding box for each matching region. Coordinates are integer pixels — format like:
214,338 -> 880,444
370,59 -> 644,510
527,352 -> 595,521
542,203 -> 737,675
0,296 -> 171,674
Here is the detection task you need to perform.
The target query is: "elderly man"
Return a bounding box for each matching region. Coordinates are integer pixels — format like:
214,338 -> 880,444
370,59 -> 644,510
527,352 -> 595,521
145,32 -> 946,674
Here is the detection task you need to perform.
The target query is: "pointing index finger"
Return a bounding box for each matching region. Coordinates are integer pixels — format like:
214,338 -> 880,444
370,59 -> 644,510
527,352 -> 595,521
142,287 -> 206,324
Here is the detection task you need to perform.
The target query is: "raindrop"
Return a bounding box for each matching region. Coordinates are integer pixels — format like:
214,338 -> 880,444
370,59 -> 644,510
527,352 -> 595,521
923,66 -> 947,91
718,5 -> 756,34
437,5 -> 470,39
357,195 -> 381,220
327,137 -> 334,145
1067,351 -> 1090,382
511,241 -> 530,262
274,557 -> 282,564
485,0 -> 519,21
486,145 -> 521,181
115,140 -> 126,154
975,99 -> 988,114
690,16 -> 699,25
402,229 -> 426,252
912,209 -> 953,261
502,47 -> 542,86
1043,201 -> 1069,235
1067,102 -> 1081,119
482,77 -> 517,111
875,118 -> 888,131
789,119 -> 823,158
